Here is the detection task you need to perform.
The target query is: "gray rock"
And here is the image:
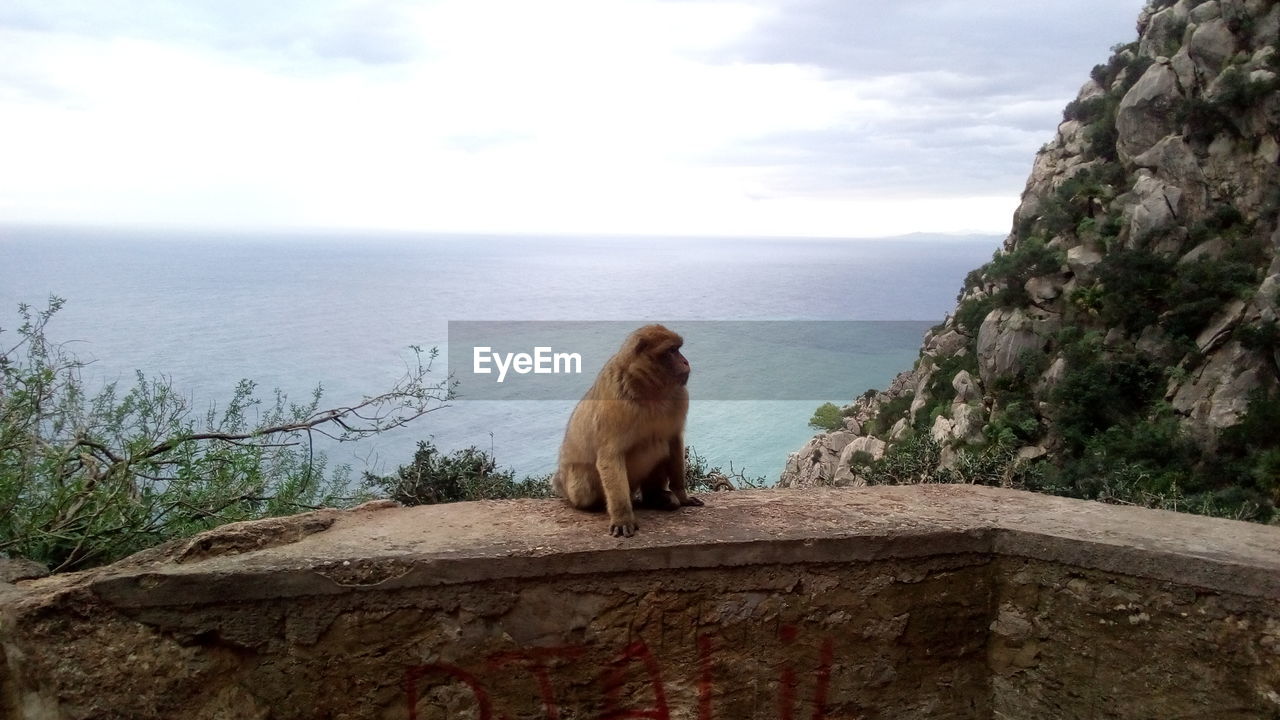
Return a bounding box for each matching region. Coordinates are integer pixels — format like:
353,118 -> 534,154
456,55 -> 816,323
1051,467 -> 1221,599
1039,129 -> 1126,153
1195,299 -> 1247,353
1137,325 -> 1177,361
843,417 -> 862,434
1258,135 -> 1280,165
1126,172 -> 1185,245
1117,63 -> 1184,162
926,329 -> 968,359
779,430 -> 864,487
1017,445 -> 1049,463
1180,236 -> 1227,264
1066,245 -> 1104,279
977,308 -> 1045,386
1037,357 -> 1067,397
1139,3 -> 1191,59
1132,135 -> 1208,219
952,370 -> 980,405
889,418 -> 910,441
832,439 -> 875,487
1171,340 -> 1265,435
847,435 -> 888,462
1188,18 -> 1238,74
1190,0 -> 1222,23
1170,47 -> 1200,93
951,404 -> 987,446
931,415 -> 955,444
1024,276 -> 1061,305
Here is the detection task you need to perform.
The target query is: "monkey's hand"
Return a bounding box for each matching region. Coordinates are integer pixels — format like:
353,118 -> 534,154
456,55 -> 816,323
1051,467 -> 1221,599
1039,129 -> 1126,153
609,518 -> 639,537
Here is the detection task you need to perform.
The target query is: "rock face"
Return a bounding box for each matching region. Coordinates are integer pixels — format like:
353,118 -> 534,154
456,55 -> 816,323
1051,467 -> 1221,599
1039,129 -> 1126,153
2,487 -> 1278,719
780,0 -> 1280,513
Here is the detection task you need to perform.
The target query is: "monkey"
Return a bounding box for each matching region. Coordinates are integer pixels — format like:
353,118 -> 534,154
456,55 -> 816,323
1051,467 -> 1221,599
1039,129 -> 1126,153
552,324 -> 703,537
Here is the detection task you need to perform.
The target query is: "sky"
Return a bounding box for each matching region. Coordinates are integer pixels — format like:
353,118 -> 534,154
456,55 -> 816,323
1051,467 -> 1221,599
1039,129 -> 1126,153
0,0 -> 1148,238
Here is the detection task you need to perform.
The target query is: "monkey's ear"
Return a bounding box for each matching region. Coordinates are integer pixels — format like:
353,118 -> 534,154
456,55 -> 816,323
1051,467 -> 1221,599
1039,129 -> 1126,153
632,335 -> 650,355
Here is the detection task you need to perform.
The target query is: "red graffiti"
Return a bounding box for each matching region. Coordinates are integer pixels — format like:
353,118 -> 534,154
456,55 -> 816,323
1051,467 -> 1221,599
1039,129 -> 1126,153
404,630 -> 836,720
812,638 -> 834,720
599,641 -> 670,720
778,624 -> 834,720
697,634 -> 715,720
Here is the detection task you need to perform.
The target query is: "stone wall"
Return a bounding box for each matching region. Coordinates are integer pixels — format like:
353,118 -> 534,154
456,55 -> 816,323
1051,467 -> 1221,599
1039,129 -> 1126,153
1,486 -> 1277,719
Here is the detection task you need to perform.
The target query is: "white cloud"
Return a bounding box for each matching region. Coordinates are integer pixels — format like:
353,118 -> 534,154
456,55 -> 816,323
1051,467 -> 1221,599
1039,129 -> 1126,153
0,0 -> 1145,237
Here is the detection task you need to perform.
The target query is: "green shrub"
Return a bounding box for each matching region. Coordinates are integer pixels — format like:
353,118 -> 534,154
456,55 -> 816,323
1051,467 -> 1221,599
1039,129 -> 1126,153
1161,256 -> 1257,340
364,440 -> 552,505
1037,164 -> 1126,237
1235,321 -> 1280,352
1063,96 -> 1110,124
1051,339 -> 1164,455
1039,409 -> 1275,523
862,435 -> 943,485
873,392 -> 914,435
1095,249 -> 1177,332
808,402 -> 844,431
924,352 -> 981,409
955,296 -> 996,335
0,298 -> 450,572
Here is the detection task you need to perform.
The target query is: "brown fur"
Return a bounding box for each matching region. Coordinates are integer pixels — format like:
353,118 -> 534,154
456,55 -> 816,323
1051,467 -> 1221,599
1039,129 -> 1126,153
552,324 -> 702,537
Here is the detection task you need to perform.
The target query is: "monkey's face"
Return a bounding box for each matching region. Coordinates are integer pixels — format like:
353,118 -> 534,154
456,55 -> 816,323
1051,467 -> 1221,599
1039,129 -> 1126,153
664,344 -> 690,386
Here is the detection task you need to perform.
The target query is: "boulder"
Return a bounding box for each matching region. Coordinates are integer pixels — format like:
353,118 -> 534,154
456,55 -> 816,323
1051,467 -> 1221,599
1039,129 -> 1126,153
1195,299 -> 1247,353
951,404 -> 987,446
1066,245 -> 1104,279
1116,62 -> 1184,163
925,329 -> 968,359
1171,341 -> 1265,435
931,415 -> 955,444
976,308 -> 1045,387
1138,3 -> 1191,59
1024,276 -> 1061,305
1036,357 -> 1067,397
1180,236 -> 1227,264
1187,18 -> 1237,74
1190,0 -> 1222,23
847,435 -> 888,462
1126,172 -> 1184,245
1017,445 -> 1049,462
889,418 -> 911,441
1131,135 -> 1208,218
952,370 -> 980,405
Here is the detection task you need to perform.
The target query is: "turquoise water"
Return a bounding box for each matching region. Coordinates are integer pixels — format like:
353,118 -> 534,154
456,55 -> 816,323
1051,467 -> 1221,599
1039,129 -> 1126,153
0,226 -> 998,480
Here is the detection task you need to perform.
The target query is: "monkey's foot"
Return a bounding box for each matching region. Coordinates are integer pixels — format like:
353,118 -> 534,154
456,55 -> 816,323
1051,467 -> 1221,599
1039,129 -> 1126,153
609,519 -> 638,537
681,495 -> 705,507
638,490 -> 682,511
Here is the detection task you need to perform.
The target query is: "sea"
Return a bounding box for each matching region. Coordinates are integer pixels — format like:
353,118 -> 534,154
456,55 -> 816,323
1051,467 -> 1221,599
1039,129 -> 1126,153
0,225 -> 1000,483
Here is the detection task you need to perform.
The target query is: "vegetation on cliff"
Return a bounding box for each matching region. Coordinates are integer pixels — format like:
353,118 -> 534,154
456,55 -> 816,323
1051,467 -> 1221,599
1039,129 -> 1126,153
788,0 -> 1280,523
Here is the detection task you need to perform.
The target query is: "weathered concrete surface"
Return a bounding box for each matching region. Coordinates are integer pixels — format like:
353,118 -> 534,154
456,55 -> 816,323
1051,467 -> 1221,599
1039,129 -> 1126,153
1,486 -> 1278,719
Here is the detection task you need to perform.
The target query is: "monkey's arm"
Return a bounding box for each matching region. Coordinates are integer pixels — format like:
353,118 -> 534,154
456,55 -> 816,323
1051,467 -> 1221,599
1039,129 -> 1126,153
596,449 -> 639,537
666,436 -> 704,507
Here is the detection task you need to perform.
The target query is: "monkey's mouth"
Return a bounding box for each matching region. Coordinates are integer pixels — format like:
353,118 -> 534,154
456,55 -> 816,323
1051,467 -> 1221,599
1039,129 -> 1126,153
677,372 -> 690,386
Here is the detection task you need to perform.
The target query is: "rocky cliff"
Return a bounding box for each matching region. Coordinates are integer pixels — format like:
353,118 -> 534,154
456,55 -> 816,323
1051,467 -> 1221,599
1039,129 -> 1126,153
781,0 -> 1280,521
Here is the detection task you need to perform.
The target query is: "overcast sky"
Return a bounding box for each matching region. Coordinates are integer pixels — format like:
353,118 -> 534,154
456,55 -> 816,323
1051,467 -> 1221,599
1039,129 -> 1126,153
0,0 -> 1147,238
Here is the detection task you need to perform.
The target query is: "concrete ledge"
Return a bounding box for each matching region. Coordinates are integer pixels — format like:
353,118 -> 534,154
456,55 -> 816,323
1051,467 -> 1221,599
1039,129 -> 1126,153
32,485 -> 1280,608
3,486 -> 1279,720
